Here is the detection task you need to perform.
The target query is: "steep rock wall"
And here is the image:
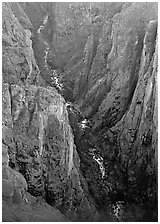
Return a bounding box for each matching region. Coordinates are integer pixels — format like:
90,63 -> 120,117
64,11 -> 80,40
2,84 -> 98,221
2,2 -> 99,221
111,20 -> 158,204
2,2 -> 158,222
2,3 -> 42,86
73,3 -> 126,102
91,19 -> 158,220
2,142 -> 68,222
80,3 -> 157,119
59,3 -> 158,221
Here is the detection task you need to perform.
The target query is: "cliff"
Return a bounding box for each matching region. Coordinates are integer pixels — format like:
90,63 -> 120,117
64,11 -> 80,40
77,4 -> 158,221
92,19 -> 158,214
49,2 -> 157,221
2,2 -> 158,222
2,144 -> 68,222
2,2 -> 98,221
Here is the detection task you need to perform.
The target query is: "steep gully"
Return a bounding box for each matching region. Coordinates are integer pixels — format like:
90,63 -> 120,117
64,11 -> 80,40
32,13 -> 155,221
34,12 -> 105,177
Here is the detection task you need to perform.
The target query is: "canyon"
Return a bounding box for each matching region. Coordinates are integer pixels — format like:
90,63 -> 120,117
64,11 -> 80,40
2,2 -> 158,222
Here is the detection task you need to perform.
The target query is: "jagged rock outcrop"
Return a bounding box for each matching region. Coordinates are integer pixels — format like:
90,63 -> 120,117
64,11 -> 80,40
2,142 -> 68,222
111,19 -> 158,206
61,3 -> 127,101
2,83 -> 98,221
91,17 -> 158,222
79,3 -> 157,120
73,3 -> 126,103
2,2 -> 99,221
2,3 -> 42,86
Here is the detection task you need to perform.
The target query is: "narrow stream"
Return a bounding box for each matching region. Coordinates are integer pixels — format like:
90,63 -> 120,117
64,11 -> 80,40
36,14 -> 64,92
51,70 -> 63,91
89,148 -> 105,178
75,117 -> 148,222
77,118 -> 127,221
37,15 -> 48,34
78,119 -> 105,178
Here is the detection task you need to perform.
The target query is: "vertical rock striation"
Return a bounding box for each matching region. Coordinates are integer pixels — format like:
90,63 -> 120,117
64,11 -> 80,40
2,3 -> 41,86
3,84 -> 98,221
91,18 -> 158,221
2,85 -> 69,222
2,2 -> 99,221
57,3 -> 158,221
112,20 -> 158,209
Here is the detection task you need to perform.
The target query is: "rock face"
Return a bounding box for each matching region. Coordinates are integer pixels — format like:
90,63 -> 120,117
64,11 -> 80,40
2,2 -> 99,222
79,4 -> 157,221
41,2 -> 157,221
61,3 -> 126,101
2,2 -> 158,222
2,84 -> 98,221
110,20 -> 158,208
2,144 -> 68,222
80,3 -> 158,119
19,2 -> 127,100
2,3 -> 40,86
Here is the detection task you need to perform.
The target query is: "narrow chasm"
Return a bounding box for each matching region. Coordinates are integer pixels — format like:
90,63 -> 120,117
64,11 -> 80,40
2,2 -> 158,222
